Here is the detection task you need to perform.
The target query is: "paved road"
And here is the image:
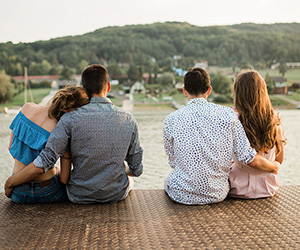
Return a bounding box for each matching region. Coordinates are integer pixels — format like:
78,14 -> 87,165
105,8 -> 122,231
39,89 -> 59,105
274,94 -> 300,106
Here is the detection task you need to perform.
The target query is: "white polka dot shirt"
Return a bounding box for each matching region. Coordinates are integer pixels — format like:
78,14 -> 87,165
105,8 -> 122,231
163,98 -> 255,205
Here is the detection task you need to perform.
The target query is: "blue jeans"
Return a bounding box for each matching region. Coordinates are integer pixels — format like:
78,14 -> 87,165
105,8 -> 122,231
10,172 -> 67,204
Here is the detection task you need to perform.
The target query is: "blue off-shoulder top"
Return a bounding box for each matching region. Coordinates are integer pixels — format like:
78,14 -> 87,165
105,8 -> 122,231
9,111 -> 51,165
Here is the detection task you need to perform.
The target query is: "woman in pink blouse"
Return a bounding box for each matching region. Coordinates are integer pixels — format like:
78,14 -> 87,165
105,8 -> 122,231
229,70 -> 287,199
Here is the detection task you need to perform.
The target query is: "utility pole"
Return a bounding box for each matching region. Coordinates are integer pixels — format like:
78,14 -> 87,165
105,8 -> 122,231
24,66 -> 27,104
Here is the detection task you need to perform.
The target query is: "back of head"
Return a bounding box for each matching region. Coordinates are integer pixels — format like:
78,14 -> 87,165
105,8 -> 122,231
48,86 -> 89,121
233,70 -> 282,153
81,64 -> 109,97
184,67 -> 210,96
233,70 -> 270,114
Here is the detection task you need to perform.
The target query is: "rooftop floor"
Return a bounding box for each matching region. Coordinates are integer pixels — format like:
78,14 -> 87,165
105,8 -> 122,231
0,186 -> 300,249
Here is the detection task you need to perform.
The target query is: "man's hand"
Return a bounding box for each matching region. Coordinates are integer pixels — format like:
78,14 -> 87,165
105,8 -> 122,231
272,161 -> 280,175
249,154 -> 281,174
4,177 -> 13,198
125,164 -> 133,177
3,162 -> 44,198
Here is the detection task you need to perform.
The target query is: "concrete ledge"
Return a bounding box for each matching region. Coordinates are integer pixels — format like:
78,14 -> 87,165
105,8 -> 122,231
0,186 -> 300,249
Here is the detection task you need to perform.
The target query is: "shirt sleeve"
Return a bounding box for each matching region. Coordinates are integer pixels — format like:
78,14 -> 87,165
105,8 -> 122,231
231,115 -> 256,165
125,122 -> 143,177
163,116 -> 175,168
33,117 -> 70,172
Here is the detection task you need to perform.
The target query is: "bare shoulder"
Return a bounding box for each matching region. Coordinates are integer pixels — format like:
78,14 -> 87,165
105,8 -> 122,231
21,102 -> 36,113
20,103 -> 56,131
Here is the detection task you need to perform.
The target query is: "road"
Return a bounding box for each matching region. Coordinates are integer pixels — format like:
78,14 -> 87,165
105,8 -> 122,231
274,94 -> 300,106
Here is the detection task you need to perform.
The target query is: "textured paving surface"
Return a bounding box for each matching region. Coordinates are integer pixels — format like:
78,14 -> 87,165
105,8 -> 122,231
0,186 -> 300,249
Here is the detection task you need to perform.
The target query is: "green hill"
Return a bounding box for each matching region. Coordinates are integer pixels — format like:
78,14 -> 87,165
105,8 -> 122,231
1,22 -> 300,76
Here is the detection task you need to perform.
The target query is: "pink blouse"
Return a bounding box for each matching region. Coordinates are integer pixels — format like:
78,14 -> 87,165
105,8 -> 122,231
228,147 -> 279,199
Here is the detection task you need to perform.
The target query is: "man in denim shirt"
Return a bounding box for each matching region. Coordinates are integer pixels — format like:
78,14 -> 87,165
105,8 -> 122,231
5,65 -> 143,204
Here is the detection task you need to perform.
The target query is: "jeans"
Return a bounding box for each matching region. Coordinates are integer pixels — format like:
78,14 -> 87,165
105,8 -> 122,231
10,171 -> 67,204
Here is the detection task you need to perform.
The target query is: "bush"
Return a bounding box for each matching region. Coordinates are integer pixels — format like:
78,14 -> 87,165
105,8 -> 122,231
29,81 -> 52,88
0,70 -> 14,103
213,94 -> 232,103
211,72 -> 233,94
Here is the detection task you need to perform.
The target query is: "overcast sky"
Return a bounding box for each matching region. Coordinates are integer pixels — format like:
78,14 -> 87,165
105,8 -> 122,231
1,0 -> 299,43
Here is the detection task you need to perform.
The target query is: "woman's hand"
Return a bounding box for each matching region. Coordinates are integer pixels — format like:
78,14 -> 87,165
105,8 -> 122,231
4,177 -> 13,198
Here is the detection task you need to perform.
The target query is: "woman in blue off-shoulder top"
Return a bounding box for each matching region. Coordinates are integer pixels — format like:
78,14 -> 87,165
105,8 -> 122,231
8,86 -> 89,203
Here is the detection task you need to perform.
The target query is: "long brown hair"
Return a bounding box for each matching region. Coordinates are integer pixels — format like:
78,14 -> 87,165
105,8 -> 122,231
48,86 -> 89,121
233,70 -> 285,154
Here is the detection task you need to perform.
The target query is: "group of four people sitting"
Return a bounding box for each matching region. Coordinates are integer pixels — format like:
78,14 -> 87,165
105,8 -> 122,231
4,64 -> 286,205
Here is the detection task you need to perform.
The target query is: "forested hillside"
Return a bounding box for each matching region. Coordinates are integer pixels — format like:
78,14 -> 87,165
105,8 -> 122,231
1,22 -> 300,76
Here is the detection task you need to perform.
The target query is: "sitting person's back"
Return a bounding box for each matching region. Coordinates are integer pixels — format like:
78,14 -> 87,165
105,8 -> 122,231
5,65 -> 143,204
7,86 -> 90,203
163,67 -> 280,205
57,96 -> 142,203
228,70 -> 286,199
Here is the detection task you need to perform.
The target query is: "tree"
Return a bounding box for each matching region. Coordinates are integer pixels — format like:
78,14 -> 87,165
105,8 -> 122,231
0,22 -> 300,77
107,63 -> 126,80
279,62 -> 287,77
0,70 -> 14,103
152,63 -> 159,83
264,73 -> 274,94
40,60 -> 52,75
159,72 -> 175,86
77,60 -> 89,73
127,65 -> 143,81
211,72 -> 233,94
159,57 -> 173,72
61,66 -> 75,80
49,65 -> 62,75
15,63 -> 23,76
120,52 -> 133,65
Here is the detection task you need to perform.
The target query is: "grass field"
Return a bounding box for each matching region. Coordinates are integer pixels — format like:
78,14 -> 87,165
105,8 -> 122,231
207,67 -> 300,83
0,88 -> 52,110
248,69 -> 300,83
286,92 -> 300,102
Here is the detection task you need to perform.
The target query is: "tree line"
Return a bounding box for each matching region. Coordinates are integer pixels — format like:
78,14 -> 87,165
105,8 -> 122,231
0,22 -> 300,79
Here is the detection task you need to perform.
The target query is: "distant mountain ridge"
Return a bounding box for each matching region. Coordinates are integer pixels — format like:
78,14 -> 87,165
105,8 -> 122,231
1,22 -> 300,76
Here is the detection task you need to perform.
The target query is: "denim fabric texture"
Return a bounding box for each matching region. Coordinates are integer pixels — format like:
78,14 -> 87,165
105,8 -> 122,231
10,172 -> 67,204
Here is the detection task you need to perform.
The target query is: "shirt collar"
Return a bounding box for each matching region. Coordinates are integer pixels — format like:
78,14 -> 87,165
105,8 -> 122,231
186,97 -> 207,106
90,97 -> 112,104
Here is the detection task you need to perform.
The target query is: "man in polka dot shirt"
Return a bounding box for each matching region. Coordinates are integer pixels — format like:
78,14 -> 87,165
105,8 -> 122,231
163,67 -> 280,205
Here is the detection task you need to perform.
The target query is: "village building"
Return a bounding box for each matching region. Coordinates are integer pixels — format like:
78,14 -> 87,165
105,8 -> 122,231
175,82 -> 184,93
288,83 -> 300,92
272,76 -> 287,94
194,60 -> 208,69
271,62 -> 300,70
12,75 -> 80,88
123,81 -> 146,94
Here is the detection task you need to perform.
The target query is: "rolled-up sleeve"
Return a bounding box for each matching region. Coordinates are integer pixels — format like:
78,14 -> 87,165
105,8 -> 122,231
125,123 -> 143,177
33,118 -> 70,172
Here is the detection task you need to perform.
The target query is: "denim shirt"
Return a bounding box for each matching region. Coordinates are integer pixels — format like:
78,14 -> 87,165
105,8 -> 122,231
34,97 -> 143,204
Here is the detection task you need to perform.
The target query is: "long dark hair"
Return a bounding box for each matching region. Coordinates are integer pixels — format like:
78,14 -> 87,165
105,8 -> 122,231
233,70 -> 286,154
